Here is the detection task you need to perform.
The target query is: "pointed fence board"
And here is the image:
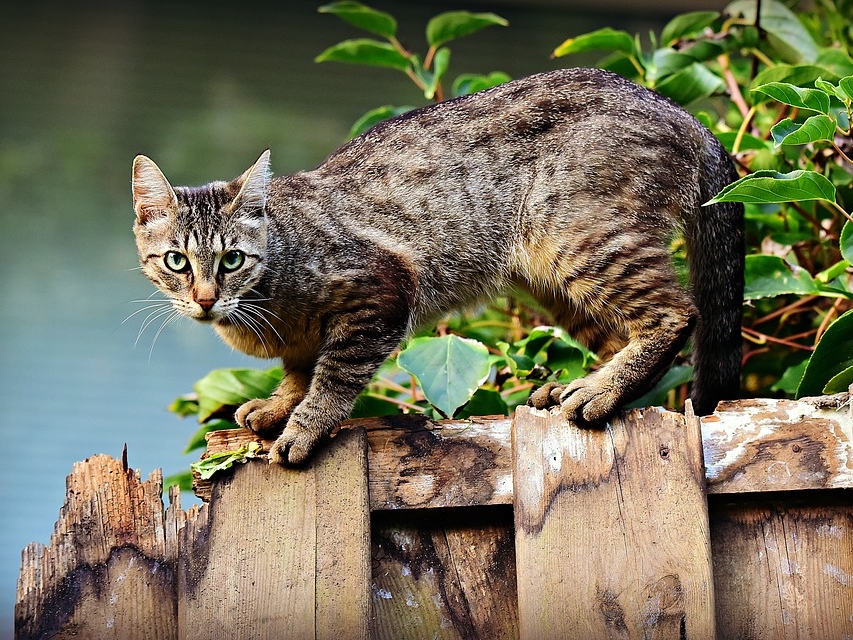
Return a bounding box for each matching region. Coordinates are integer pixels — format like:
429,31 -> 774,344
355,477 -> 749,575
15,452 -> 185,640
512,405 -> 715,639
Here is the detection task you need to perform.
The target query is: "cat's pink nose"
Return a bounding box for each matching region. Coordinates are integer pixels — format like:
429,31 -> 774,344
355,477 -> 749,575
195,298 -> 216,311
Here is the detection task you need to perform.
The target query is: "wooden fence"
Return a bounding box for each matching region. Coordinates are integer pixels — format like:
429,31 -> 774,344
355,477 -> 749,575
15,396 -> 853,639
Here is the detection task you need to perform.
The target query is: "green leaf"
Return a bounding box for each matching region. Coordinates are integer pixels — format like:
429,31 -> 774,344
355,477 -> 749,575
751,65 -> 834,90
397,335 -> 491,417
841,221 -> 853,264
840,75 -> 853,101
185,418 -> 237,454
348,105 -> 415,139
770,359 -> 808,395
770,115 -> 836,147
349,392 -> 403,418
190,442 -> 262,480
815,51 -> 853,81
647,48 -> 696,83
660,11 -> 719,46
423,47 -> 451,99
751,82 -> 831,114
627,365 -> 694,408
654,61 -> 724,105
715,131 -> 770,153
315,39 -> 412,71
452,71 -> 511,97
743,255 -> 817,300
163,470 -> 194,493
824,365 -> 853,394
317,2 -> 397,39
194,367 -> 282,422
456,388 -> 509,418
169,394 -> 199,418
707,170 -> 836,205
552,27 -> 636,58
425,11 -> 508,49
815,260 -> 850,285
797,309 -> 853,396
727,0 -> 819,63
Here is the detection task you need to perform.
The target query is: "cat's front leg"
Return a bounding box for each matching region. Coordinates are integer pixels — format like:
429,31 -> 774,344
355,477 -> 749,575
235,369 -> 310,437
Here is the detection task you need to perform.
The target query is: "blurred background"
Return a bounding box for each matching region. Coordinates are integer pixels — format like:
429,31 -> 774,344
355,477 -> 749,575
0,0 -> 726,634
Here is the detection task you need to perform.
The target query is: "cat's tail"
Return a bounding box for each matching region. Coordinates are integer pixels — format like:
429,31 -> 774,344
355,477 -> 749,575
687,133 -> 744,415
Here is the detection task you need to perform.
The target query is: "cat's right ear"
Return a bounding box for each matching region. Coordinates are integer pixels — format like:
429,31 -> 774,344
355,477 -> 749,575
132,155 -> 178,226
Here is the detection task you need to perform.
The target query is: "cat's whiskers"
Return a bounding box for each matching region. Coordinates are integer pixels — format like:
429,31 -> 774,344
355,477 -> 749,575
228,306 -> 275,358
135,304 -> 180,348
149,309 -> 182,361
240,302 -> 286,347
122,301 -> 172,326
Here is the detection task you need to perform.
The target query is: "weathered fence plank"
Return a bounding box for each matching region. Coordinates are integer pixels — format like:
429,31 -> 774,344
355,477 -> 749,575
512,406 -> 715,639
18,397 -> 853,638
702,396 -> 853,494
711,494 -> 853,639
200,393 -> 853,509
15,452 -> 183,640
370,508 -> 518,640
179,427 -> 370,640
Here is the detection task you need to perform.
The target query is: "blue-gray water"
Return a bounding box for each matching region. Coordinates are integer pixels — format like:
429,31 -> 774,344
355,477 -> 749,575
0,1 -> 671,634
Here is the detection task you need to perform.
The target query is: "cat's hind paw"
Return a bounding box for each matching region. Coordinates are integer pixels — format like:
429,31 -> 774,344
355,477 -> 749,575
527,382 -> 565,409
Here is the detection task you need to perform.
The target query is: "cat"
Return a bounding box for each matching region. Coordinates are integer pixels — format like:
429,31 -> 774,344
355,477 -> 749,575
132,67 -> 744,466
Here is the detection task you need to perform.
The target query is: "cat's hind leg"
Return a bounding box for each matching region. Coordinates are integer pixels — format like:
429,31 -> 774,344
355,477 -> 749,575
528,258 -> 696,424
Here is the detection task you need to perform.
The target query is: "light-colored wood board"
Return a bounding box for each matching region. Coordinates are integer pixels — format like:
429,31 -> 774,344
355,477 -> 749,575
15,453 -> 179,640
711,496 -> 853,639
370,508 -> 518,640
702,395 -> 853,494
314,428 -> 371,640
513,406 -> 715,639
178,456 -> 318,639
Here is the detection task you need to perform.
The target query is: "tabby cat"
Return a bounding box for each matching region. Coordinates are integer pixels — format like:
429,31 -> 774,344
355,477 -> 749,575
132,68 -> 743,466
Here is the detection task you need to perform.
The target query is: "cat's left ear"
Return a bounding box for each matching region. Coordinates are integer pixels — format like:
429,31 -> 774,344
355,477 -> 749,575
230,150 -> 271,217
132,155 -> 178,226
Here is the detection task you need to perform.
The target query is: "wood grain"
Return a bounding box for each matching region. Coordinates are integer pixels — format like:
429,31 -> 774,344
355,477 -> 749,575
15,452 -> 180,640
370,507 -> 518,640
711,494 -> 853,639
199,394 -> 853,510
179,428 -> 370,640
513,405 -> 715,639
702,396 -> 853,494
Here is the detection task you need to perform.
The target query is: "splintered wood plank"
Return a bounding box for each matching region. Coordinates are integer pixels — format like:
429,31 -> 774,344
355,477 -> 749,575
178,428 -> 370,640
370,507 -> 518,640
513,405 -> 715,640
703,396 -> 853,494
711,494 -> 853,639
15,452 -> 180,640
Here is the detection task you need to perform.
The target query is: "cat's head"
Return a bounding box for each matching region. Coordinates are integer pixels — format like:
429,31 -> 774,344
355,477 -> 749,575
131,151 -> 271,323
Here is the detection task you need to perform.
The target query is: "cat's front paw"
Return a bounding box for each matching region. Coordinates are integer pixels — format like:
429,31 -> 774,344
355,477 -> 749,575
235,397 -> 291,437
268,418 -> 327,466
557,376 -> 622,424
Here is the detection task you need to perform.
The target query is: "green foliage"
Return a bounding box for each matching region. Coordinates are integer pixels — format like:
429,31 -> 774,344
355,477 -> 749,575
315,1 -> 509,134
168,1 -> 853,481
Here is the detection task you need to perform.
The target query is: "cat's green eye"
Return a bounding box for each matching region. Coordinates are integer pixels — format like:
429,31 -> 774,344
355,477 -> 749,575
164,251 -> 190,273
220,250 -> 245,273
